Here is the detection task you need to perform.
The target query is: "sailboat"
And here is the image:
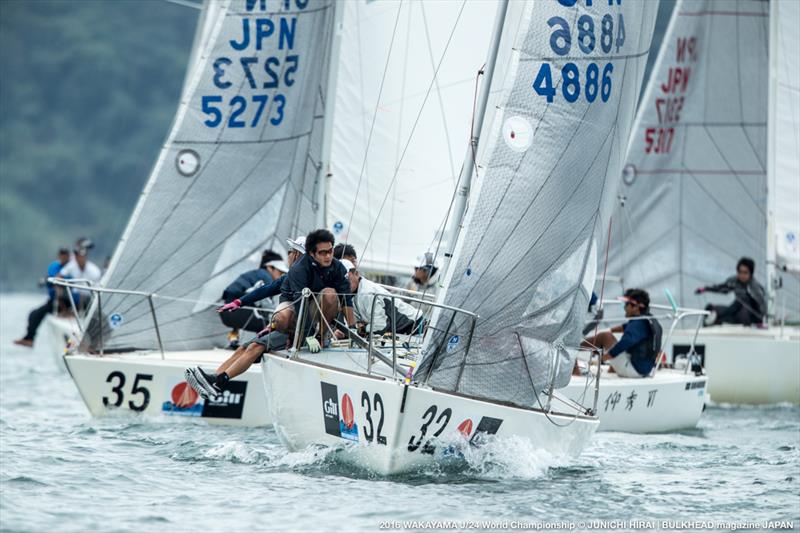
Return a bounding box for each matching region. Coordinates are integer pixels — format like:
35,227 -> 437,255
58,0 -> 340,426
55,0 -> 499,426
262,0 -> 659,474
605,0 -> 799,405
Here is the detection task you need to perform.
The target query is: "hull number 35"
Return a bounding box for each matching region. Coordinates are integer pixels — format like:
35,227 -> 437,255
103,371 -> 153,412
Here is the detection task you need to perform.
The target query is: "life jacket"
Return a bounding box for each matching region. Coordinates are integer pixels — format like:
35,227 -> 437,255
643,314 -> 663,362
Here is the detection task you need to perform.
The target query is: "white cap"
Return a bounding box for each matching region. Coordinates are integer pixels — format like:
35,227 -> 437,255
286,236 -> 306,253
340,259 -> 356,278
266,259 -> 289,273
414,252 -> 439,270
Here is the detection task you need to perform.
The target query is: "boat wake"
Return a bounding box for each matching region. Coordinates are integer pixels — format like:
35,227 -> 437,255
193,434 -> 569,481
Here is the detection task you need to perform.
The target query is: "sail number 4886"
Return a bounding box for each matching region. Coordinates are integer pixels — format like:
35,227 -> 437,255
532,6 -> 625,104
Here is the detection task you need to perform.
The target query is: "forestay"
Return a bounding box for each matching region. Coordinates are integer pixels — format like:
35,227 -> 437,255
326,0 -> 496,275
417,0 -> 659,406
85,0 -> 336,352
607,0 -> 799,322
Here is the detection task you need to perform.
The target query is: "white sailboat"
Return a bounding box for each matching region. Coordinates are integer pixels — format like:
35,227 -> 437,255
562,302 -> 708,433
263,0 -> 660,474
59,0 -> 340,426
606,0 -> 800,405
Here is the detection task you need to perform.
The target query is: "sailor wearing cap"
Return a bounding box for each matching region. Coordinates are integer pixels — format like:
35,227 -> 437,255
343,259 -> 424,336
286,235 -> 306,267
405,252 -> 441,293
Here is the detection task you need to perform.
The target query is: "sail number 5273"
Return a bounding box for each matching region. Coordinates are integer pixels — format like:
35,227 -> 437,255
201,94 -> 285,128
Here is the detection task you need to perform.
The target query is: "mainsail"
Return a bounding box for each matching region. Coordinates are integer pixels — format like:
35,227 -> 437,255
86,0 -> 336,351
326,0 -> 496,275
768,0 -> 800,278
606,0 -> 799,322
417,0 -> 659,405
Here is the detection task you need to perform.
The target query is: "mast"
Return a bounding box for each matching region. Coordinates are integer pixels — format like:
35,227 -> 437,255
442,0 -> 509,270
766,0 -> 779,323
315,2 -> 344,230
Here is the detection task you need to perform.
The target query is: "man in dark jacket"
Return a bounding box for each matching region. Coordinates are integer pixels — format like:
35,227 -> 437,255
581,289 -> 662,378
696,257 -> 766,326
217,249 -> 286,347
185,230 -> 357,399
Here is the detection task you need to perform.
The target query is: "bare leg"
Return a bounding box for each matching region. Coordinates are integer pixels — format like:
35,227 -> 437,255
272,305 -> 296,333
318,288 -> 339,336
581,331 -> 617,352
216,345 -> 247,375
223,342 -> 266,380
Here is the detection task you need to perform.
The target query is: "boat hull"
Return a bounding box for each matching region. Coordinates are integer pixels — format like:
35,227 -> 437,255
668,326 -> 800,404
263,353 -> 599,475
65,351 -> 270,426
561,369 -> 707,432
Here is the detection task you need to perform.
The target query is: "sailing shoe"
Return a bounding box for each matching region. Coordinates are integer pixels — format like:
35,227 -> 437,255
184,367 -> 210,399
195,367 -> 222,398
184,367 -> 221,399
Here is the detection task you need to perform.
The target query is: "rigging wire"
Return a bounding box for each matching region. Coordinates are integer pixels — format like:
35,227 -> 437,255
420,2 -> 459,188
343,0 -> 405,260
355,0 -> 469,262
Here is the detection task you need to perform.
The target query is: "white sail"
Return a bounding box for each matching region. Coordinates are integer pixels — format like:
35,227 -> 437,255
325,0 -> 497,275
417,0 -> 659,405
607,0 -> 799,321
87,0 -> 336,351
768,0 -> 800,274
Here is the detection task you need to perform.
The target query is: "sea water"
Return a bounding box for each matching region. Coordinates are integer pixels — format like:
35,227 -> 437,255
1,294 -> 798,532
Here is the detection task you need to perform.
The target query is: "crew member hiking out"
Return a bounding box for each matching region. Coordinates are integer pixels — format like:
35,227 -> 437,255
580,288 -> 662,378
184,229 -> 357,399
695,256 -> 766,326
14,247 -> 71,347
217,249 -> 287,348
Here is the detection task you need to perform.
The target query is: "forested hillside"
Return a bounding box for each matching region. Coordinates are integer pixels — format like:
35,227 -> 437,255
0,0 -> 197,290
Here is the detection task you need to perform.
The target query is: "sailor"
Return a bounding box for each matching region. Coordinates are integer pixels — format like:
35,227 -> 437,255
14,247 -> 71,347
285,235 -> 306,266
333,243 -> 357,263
580,289 -> 662,378
405,251 -> 440,295
695,257 -> 766,326
342,259 -> 424,337
217,249 -> 287,348
58,238 -> 102,310
185,229 -> 357,399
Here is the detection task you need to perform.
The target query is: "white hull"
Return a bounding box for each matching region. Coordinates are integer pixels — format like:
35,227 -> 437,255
65,351 -> 270,426
36,314 -> 80,372
668,325 -> 800,404
262,352 -> 598,476
561,368 -> 707,433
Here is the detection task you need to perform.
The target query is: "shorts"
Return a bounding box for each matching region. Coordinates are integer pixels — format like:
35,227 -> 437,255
244,330 -> 290,351
607,352 -> 647,378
